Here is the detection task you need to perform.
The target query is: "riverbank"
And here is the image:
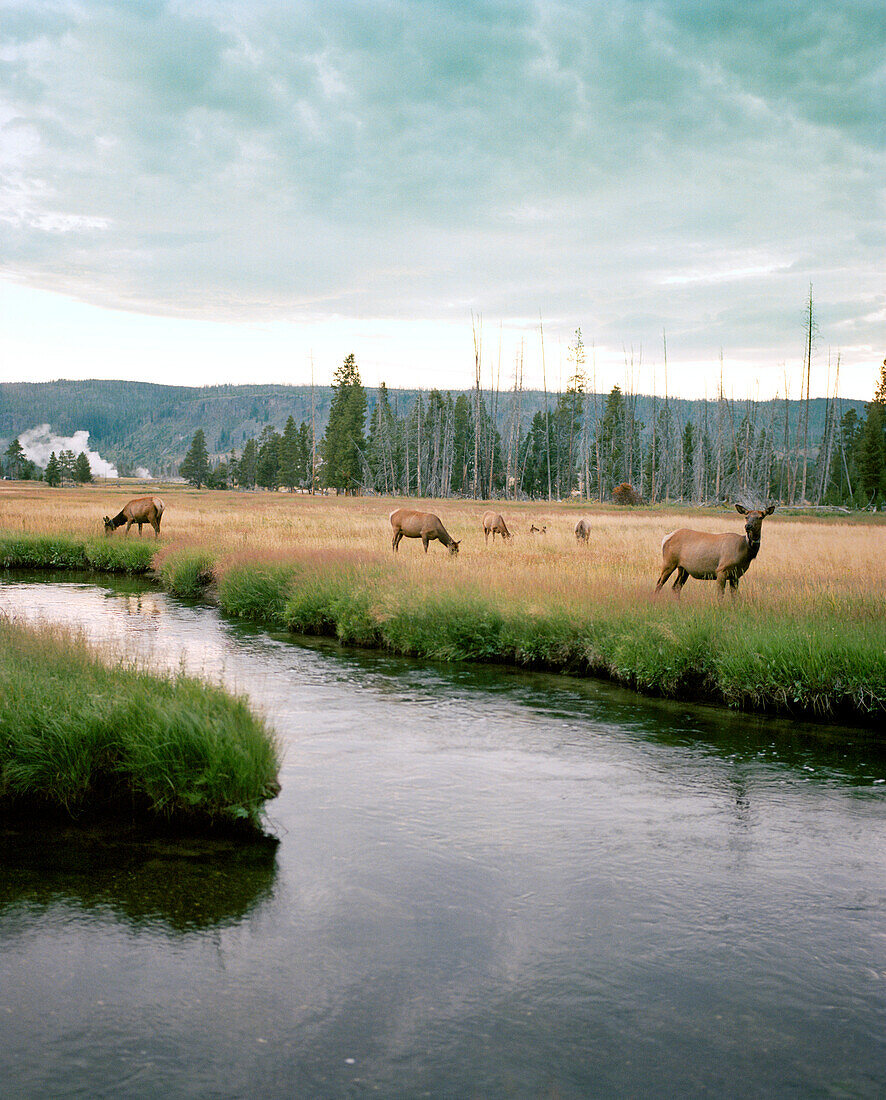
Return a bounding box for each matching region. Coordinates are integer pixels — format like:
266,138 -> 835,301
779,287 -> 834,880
2,487 -> 885,725
0,617 -> 280,833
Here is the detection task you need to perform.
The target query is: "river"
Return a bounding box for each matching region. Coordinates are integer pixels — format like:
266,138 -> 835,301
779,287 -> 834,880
1,576 -> 884,1098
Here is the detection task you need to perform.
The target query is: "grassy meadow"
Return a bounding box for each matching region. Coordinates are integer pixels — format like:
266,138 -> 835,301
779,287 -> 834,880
2,480 -> 885,722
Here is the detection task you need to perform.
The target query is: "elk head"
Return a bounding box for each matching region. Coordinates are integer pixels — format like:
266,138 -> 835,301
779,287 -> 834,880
735,503 -> 776,547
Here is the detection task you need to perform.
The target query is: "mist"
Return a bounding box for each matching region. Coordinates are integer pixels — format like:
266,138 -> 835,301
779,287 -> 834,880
17,424 -> 122,478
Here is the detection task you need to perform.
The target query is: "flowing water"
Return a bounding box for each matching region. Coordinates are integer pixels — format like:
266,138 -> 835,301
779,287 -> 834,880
1,576 -> 884,1098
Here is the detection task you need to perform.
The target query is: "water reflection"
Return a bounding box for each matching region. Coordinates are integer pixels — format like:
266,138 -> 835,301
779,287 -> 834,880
1,574 -> 884,1098
0,824 -> 277,935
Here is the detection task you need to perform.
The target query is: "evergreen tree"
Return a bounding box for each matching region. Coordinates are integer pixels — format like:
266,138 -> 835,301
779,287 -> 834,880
44,451 -> 61,487
681,421 -> 695,500
451,394 -> 473,495
279,416 -> 299,491
4,439 -> 26,479
207,461 -> 229,489
238,437 -> 258,489
73,451 -> 93,483
296,421 -> 312,488
322,353 -> 367,493
857,360 -> 886,504
256,425 -> 281,489
179,429 -> 211,487
596,385 -> 626,495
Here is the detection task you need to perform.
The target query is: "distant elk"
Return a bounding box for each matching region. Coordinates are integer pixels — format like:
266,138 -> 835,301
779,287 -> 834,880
483,511 -> 512,544
574,518 -> 591,542
103,496 -> 165,538
390,508 -> 460,555
654,504 -> 776,598
529,524 -> 547,534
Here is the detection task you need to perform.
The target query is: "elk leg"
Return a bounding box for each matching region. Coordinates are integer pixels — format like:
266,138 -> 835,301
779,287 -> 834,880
138,522 -> 143,535
392,530 -> 402,552
422,535 -> 430,553
124,520 -> 133,536
672,567 -> 689,596
716,571 -> 729,598
484,529 -> 489,545
654,565 -> 675,595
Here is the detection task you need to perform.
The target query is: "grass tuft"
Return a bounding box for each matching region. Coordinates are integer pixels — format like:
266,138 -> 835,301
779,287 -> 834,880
0,618 -> 281,831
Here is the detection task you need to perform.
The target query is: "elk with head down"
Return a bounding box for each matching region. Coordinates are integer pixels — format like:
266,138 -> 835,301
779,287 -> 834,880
103,496 -> 165,538
482,511 -> 511,545
390,508 -> 460,555
654,503 -> 776,598
574,518 -> 591,542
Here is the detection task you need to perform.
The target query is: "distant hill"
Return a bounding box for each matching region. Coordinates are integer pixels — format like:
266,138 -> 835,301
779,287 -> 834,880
0,379 -> 867,477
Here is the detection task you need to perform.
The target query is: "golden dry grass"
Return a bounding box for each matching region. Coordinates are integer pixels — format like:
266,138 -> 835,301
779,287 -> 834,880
2,480 -> 884,623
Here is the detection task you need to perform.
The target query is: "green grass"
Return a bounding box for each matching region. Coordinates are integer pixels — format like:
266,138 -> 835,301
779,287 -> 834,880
5,529 -> 882,725
0,533 -> 156,574
213,564 -> 886,724
0,619 -> 281,832
158,549 -> 215,598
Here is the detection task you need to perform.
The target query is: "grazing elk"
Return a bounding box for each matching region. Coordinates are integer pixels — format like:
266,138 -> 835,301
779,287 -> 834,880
574,518 -> 591,542
483,511 -> 512,544
529,524 -> 547,535
390,508 -> 460,555
103,496 -> 165,538
654,503 -> 776,598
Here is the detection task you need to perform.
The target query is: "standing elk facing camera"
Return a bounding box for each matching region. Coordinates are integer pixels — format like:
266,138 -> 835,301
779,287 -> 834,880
483,512 -> 512,544
103,496 -> 165,538
654,503 -> 776,598
390,508 -> 460,555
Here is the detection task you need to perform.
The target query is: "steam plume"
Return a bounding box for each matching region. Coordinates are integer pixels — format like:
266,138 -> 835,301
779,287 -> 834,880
16,424 -> 125,479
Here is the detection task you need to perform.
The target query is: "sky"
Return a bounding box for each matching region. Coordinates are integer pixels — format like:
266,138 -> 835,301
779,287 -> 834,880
0,0 -> 883,399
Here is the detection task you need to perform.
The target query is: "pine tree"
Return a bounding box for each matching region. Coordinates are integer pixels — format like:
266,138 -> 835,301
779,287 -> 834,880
44,451 -> 61,487
238,437 -> 258,489
4,439 -> 26,479
322,353 -> 367,493
279,416 -> 299,491
179,429 -> 211,487
73,452 -> 93,483
256,425 -> 281,489
857,359 -> 886,504
296,421 -> 311,488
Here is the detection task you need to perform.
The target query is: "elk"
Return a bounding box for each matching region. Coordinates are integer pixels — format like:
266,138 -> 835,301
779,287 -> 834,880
390,508 -> 460,555
529,524 -> 547,534
103,496 -> 165,538
654,504 -> 776,598
575,518 -> 591,542
483,511 -> 512,544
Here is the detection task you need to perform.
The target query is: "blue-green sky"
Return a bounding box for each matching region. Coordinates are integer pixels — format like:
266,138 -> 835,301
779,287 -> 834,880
1,1 -> 882,397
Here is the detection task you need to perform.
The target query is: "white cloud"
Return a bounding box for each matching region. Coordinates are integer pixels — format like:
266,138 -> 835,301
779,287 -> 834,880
0,1 -> 881,397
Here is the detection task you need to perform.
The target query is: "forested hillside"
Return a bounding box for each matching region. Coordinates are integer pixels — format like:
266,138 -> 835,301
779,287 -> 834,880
0,378 -> 863,480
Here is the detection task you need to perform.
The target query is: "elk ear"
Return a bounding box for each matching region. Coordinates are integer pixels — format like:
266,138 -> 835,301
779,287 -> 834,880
735,504 -> 749,515
764,504 -> 776,515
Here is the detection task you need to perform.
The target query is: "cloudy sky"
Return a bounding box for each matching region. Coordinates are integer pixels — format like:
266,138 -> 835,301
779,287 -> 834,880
0,0 -> 883,398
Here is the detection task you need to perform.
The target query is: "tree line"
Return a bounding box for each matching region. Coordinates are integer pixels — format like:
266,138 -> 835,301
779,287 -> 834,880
177,346 -> 886,508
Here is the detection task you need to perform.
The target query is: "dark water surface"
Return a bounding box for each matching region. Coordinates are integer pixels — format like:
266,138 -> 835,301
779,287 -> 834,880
1,576 -> 884,1098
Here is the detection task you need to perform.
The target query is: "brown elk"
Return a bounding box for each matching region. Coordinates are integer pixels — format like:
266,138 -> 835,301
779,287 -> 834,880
390,508 -> 460,555
103,496 -> 165,538
483,511 -> 512,544
575,518 -> 591,542
529,524 -> 547,534
654,504 -> 776,598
